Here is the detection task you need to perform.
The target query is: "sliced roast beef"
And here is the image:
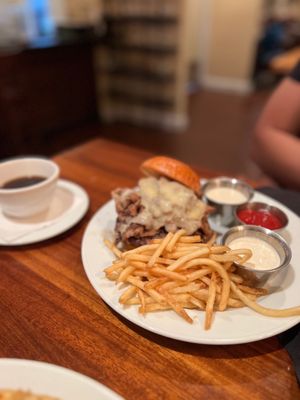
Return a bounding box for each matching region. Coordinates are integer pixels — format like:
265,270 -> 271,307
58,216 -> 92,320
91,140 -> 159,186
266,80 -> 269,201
112,183 -> 214,249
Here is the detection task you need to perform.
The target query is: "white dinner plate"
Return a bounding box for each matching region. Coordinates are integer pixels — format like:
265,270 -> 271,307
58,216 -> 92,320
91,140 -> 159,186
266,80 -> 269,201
0,179 -> 89,246
0,359 -> 123,400
81,191 -> 300,345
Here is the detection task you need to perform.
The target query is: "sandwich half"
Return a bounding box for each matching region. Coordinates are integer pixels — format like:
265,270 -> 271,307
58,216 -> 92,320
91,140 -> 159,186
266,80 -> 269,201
112,156 -> 214,248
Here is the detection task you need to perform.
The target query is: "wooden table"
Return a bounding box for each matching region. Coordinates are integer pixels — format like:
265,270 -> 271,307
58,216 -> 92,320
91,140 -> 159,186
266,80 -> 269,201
0,138 -> 299,400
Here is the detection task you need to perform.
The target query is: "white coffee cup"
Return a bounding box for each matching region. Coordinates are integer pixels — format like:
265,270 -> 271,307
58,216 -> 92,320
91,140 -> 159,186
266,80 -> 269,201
0,157 -> 60,218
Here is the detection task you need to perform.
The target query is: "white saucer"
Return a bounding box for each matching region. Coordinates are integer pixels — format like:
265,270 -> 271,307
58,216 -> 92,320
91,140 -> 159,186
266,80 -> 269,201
0,179 -> 89,246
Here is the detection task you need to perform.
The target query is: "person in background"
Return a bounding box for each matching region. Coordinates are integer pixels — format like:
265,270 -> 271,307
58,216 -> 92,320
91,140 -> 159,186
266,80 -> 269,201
251,61 -> 300,191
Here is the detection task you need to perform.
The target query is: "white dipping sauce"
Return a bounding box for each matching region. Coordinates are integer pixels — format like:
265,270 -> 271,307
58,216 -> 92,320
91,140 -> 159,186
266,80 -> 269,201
205,187 -> 248,205
228,236 -> 280,270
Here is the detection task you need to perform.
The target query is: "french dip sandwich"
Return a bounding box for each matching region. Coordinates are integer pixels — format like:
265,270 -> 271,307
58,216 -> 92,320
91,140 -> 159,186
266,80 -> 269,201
112,156 -> 214,248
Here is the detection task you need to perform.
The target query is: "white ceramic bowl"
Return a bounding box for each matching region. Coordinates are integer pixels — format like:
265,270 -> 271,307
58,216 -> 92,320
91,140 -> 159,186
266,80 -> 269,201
0,157 -> 60,218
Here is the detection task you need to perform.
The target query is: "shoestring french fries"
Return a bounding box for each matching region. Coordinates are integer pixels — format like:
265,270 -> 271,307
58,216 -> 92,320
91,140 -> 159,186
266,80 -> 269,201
103,230 -> 300,330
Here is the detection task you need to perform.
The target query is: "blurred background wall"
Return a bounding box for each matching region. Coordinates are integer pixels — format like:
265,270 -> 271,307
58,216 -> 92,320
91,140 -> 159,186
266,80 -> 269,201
202,0 -> 263,92
51,0 -> 103,27
1,0 -> 300,178
185,0 -> 300,91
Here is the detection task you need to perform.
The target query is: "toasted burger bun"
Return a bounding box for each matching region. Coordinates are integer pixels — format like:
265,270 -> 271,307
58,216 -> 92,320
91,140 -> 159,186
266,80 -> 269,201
140,156 -> 201,195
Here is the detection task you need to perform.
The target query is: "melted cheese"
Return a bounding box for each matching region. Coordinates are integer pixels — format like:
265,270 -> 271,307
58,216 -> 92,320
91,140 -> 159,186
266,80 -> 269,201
133,177 -> 206,234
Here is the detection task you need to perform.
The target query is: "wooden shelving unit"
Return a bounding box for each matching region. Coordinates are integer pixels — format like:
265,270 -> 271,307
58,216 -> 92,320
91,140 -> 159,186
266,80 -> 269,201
104,16 -> 178,24
109,90 -> 175,109
95,0 -> 188,130
102,67 -> 175,83
101,42 -> 177,54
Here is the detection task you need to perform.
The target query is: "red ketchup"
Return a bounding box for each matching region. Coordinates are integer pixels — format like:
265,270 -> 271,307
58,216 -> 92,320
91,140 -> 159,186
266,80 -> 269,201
237,208 -> 283,230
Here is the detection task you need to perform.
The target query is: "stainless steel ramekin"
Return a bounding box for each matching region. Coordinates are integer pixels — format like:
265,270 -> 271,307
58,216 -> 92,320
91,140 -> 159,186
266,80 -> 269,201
202,177 -> 254,227
221,225 -> 292,288
235,201 -> 288,233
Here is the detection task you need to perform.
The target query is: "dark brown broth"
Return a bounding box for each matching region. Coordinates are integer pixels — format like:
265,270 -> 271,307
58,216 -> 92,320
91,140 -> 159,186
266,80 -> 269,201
1,176 -> 46,189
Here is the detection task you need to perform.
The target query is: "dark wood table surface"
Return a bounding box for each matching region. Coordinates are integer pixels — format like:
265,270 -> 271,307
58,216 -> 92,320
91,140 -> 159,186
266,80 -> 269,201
0,138 -> 299,400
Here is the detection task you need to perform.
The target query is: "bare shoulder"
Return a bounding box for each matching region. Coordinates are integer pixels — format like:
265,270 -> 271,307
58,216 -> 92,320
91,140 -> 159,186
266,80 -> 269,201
257,77 -> 300,132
